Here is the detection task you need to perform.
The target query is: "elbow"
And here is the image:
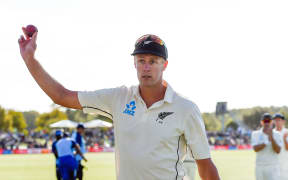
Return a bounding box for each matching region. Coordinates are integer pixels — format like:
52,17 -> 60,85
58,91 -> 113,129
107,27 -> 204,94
52,96 -> 64,106
275,147 -> 281,154
51,89 -> 67,106
52,98 -> 61,106
253,147 -> 259,152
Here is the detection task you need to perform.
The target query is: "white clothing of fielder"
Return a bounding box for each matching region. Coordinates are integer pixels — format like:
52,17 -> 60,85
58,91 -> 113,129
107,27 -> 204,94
78,83 -> 210,180
251,129 -> 282,180
277,128 -> 288,180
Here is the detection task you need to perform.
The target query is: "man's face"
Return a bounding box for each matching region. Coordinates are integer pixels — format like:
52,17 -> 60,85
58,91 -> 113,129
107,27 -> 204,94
134,54 -> 168,87
274,117 -> 285,129
262,118 -> 273,129
77,127 -> 84,135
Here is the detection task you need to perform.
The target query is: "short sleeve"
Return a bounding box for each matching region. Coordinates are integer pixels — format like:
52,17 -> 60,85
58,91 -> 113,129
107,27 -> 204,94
184,103 -> 211,160
251,131 -> 259,146
78,86 -> 125,120
274,132 -> 283,147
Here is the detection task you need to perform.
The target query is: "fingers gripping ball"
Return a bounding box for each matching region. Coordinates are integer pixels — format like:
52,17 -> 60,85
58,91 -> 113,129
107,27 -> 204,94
26,25 -> 38,37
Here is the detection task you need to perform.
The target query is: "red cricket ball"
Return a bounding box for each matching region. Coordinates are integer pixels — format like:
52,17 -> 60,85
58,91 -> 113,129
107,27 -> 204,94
26,25 -> 38,37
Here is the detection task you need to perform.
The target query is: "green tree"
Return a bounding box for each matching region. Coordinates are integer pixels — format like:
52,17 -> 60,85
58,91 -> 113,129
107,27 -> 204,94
36,109 -> 67,131
0,106 -> 6,131
226,121 -> 239,131
242,107 -> 271,130
278,106 -> 288,127
23,111 -> 39,130
5,110 -> 27,132
202,113 -> 221,131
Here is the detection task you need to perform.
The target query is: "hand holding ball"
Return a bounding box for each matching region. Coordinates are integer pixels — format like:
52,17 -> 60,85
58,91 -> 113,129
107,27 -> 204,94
18,25 -> 38,61
25,25 -> 38,37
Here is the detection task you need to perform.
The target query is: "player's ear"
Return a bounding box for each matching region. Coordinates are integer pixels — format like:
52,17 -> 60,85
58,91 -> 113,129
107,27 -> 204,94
163,60 -> 168,71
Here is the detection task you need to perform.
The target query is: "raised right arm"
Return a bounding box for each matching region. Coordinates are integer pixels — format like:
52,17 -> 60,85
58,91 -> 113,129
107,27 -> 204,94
18,27 -> 82,110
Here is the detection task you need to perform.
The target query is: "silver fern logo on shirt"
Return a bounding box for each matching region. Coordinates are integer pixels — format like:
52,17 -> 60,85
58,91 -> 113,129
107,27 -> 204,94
156,112 -> 174,124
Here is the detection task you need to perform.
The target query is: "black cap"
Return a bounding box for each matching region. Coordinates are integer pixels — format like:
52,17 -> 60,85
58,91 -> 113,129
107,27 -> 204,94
131,34 -> 168,60
261,113 -> 272,120
77,123 -> 85,129
273,113 -> 285,120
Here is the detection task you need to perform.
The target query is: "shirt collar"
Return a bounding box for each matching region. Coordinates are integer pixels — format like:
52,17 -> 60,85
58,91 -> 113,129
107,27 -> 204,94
132,82 -> 175,104
163,83 -> 174,103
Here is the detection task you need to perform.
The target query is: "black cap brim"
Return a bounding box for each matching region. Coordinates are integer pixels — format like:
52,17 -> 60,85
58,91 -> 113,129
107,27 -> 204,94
131,50 -> 167,60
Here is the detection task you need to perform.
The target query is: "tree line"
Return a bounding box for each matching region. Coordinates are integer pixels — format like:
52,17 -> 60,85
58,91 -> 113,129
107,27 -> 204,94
0,105 -> 287,134
0,106 -> 99,135
203,106 -> 288,131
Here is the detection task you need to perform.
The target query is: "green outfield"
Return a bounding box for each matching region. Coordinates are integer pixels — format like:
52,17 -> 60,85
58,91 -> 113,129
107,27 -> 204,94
0,150 -> 256,180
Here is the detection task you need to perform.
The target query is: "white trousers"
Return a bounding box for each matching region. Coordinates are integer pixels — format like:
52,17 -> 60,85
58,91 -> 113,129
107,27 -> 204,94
183,161 -> 197,180
280,165 -> 288,180
255,164 -> 280,180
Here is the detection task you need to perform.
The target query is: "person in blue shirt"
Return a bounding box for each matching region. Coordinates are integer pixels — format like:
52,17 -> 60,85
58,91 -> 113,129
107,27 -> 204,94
56,132 -> 87,180
52,130 -> 63,180
71,124 -> 86,180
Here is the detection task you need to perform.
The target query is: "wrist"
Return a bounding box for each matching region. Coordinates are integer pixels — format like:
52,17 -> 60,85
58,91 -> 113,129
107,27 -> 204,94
24,56 -> 36,64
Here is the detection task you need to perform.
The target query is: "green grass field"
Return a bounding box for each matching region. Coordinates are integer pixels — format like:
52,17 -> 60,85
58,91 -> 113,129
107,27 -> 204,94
0,150 -> 256,180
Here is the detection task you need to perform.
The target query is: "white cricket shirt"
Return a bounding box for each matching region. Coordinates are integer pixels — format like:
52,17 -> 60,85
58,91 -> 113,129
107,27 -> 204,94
277,128 -> 288,169
78,84 -> 210,180
251,129 -> 282,166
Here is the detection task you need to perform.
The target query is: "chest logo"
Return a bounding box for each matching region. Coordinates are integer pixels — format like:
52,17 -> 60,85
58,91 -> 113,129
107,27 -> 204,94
123,100 -> 136,116
156,112 -> 174,124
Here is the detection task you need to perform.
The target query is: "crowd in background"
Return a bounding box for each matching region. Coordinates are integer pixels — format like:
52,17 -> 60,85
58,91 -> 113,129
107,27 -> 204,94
1,127 -> 252,150
0,128 -> 114,150
207,127 -> 252,146
0,126 -> 251,150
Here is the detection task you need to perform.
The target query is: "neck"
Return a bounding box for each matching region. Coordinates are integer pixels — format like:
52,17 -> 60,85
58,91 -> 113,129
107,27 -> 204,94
276,127 -> 283,131
139,81 -> 167,108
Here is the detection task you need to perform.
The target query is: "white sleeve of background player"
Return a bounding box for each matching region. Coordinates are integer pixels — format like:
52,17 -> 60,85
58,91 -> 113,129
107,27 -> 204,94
273,132 -> 283,147
184,103 -> 211,160
78,86 -> 126,121
251,131 -> 260,146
